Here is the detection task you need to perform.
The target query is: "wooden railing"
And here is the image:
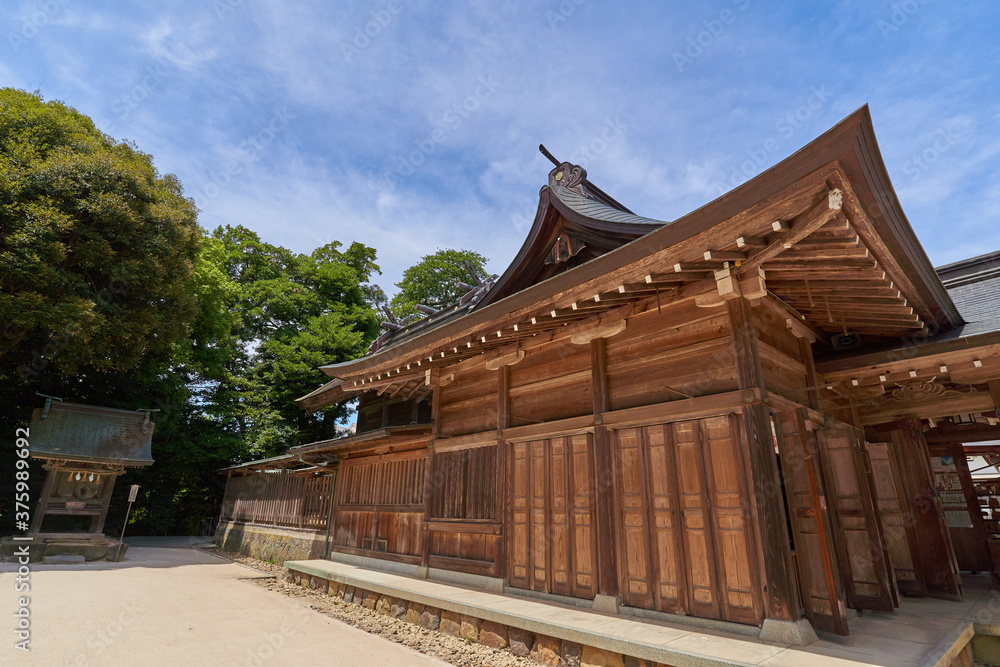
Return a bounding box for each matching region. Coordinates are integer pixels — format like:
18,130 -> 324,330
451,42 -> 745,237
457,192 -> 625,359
219,470 -> 333,530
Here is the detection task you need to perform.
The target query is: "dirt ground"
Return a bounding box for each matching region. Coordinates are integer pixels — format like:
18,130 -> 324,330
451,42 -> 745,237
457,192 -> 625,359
0,540 -> 448,666
215,549 -> 537,667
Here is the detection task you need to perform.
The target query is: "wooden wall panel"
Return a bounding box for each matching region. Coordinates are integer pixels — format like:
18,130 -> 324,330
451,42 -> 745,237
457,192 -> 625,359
605,305 -> 733,412
439,367 -> 498,437
775,411 -> 848,635
607,339 -> 739,411
613,417 -> 763,625
428,446 -> 497,520
675,420 -> 722,620
865,441 -> 924,595
617,426 -> 654,608
703,415 -> 763,624
509,344 -> 591,426
332,453 -> 426,559
877,420 -> 962,599
509,440 -> 531,589
817,426 -> 896,611
506,435 -> 597,600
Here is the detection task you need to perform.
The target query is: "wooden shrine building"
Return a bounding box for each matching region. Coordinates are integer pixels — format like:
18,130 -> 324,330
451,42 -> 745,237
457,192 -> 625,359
220,105 -> 1000,640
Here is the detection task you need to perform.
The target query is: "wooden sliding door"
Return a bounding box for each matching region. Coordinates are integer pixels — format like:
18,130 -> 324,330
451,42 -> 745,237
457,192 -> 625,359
816,425 -> 896,611
508,433 -> 598,600
614,415 -> 763,625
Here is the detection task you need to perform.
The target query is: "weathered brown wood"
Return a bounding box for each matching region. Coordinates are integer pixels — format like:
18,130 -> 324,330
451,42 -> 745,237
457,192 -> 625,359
816,424 -> 896,611
591,337 -> 619,599
497,365 -> 510,581
775,410 -> 849,635
726,296 -> 798,622
876,420 -> 962,600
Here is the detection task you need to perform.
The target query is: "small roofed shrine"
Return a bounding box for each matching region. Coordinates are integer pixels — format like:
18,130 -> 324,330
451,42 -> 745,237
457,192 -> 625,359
25,398 -> 154,561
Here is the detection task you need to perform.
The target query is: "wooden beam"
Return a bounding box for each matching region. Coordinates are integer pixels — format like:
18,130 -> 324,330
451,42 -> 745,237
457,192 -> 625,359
757,294 -> 823,344
704,250 -> 747,262
859,391 -> 994,424
740,189 -> 843,274
485,347 -> 525,371
570,318 -> 626,345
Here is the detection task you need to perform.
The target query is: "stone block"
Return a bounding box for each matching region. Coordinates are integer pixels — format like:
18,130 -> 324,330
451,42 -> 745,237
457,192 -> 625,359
375,595 -> 393,615
42,541 -> 109,561
362,591 -> 379,610
391,599 -> 408,619
460,615 -> 480,642
419,606 -> 441,631
352,588 -> 366,606
440,610 -> 461,637
623,656 -> 651,667
343,586 -> 355,603
509,627 -> 535,658
562,640 -> 583,667
582,646 -> 624,667
42,554 -> 86,565
405,602 -> 424,625
529,634 -> 561,666
479,620 -> 508,649
759,618 -> 818,646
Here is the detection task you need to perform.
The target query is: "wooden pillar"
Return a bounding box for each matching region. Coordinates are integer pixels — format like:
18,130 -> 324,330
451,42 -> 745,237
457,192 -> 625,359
591,337 -> 620,599
93,473 -> 118,534
420,387 -> 441,568
29,464 -> 59,534
497,366 -> 510,580
727,297 -> 799,622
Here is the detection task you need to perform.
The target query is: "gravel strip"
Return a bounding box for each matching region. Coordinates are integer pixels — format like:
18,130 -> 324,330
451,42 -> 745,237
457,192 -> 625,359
215,550 -> 538,667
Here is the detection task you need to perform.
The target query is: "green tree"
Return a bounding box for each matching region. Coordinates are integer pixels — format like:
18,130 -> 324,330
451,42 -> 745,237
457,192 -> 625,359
0,89 -> 200,378
390,249 -> 489,318
208,226 -> 383,456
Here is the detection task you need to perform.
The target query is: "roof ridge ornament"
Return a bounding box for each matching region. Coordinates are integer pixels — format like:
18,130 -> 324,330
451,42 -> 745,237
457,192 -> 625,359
549,161 -> 588,196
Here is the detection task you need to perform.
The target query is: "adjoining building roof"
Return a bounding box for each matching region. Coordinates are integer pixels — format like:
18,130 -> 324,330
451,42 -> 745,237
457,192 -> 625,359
935,251 -> 1000,340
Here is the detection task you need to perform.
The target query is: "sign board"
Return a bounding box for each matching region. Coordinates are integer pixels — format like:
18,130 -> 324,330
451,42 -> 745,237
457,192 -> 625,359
128,484 -> 140,503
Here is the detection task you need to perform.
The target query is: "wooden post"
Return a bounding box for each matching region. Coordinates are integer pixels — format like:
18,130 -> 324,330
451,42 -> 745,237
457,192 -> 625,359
591,337 -> 620,600
29,464 -> 59,534
93,473 -> 118,534
727,297 -> 799,623
497,366 -> 510,580
420,387 -> 441,569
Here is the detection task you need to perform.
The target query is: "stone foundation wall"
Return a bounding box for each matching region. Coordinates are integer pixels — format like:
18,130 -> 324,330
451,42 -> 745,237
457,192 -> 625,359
215,521 -> 326,563
285,568 -> 675,667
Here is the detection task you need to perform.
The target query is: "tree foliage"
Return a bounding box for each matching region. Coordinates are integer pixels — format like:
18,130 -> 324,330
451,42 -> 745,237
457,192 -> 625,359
389,248 -> 489,318
0,88 -> 200,378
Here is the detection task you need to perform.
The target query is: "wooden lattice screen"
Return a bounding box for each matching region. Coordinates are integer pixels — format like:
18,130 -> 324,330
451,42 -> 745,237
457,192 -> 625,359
219,470 -> 334,529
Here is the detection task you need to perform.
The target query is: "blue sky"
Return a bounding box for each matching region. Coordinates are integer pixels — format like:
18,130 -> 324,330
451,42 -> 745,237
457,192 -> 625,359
3,1 -> 999,294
